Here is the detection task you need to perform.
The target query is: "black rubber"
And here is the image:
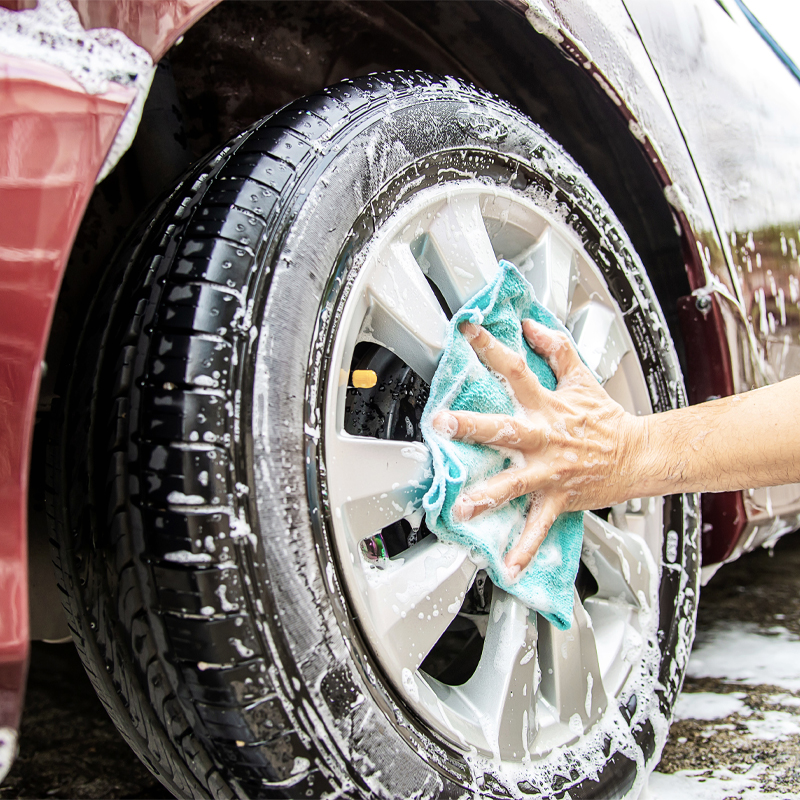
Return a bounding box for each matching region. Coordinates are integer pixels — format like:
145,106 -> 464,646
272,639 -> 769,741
47,71 -> 699,799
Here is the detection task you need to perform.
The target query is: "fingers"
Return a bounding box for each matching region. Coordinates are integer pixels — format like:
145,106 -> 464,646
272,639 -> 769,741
449,464 -> 565,577
460,321 -> 544,406
451,456 -> 564,521
446,319 -> 584,578
433,410 -> 546,450
505,495 -> 562,578
521,318 -> 584,382
452,467 -> 533,522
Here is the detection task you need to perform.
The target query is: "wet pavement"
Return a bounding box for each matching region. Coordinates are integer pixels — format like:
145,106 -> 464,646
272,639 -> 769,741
4,533 -> 800,799
0,643 -> 165,800
650,531 -> 800,800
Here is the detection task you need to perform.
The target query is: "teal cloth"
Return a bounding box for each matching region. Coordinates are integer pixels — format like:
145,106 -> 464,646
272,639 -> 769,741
421,260 -> 583,630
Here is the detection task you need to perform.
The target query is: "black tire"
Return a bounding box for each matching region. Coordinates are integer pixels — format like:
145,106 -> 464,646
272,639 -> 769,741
48,71 -> 699,799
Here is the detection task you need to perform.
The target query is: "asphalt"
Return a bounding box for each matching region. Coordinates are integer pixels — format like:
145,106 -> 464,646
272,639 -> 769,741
0,642 -> 166,800
653,531 -> 800,798
3,534 -> 800,799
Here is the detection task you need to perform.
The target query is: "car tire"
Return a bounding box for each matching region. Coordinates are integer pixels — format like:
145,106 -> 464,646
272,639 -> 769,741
48,71 -> 699,799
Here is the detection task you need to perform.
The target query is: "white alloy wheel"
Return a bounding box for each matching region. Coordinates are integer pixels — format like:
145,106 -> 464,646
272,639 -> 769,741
323,181 -> 664,764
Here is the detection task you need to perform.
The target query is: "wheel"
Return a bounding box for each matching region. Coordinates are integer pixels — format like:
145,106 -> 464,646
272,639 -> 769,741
48,71 -> 699,799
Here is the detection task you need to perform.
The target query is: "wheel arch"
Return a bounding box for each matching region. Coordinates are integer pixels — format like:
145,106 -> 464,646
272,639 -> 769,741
39,0 -> 703,639
51,0 -> 695,377
184,0 -> 696,344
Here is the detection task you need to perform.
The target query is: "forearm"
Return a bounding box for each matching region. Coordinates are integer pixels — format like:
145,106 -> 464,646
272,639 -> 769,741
443,319 -> 800,573
625,376 -> 800,499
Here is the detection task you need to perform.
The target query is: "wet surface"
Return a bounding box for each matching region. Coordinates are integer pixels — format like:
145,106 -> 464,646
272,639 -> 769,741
0,643 -> 165,800
651,531 -> 800,799
4,533 -> 800,799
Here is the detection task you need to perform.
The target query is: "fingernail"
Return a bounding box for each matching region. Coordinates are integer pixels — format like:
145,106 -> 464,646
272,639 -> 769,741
459,321 -> 479,340
452,494 -> 474,522
507,563 -> 521,581
433,411 -> 458,439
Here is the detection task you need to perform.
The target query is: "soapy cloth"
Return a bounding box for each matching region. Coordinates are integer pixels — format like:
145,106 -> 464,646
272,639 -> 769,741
421,259 -> 583,631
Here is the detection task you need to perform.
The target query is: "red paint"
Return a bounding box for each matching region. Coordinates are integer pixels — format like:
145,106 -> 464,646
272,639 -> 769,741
677,293 -> 746,564
675,212 -> 706,293
699,491 -> 747,564
677,294 -> 732,404
0,53 -> 133,731
69,0 -> 221,61
0,0 -> 226,751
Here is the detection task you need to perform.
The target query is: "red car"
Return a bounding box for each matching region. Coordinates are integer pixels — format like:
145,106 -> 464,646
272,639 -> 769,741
2,0 -> 799,797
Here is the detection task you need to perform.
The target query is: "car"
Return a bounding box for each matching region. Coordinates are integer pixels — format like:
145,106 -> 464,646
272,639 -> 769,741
2,0 -> 799,797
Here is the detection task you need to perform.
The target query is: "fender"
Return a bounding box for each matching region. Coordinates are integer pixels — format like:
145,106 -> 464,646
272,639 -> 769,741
0,0 -> 218,773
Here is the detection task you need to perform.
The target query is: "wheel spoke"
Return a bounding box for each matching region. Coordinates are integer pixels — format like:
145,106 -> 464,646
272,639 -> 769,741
325,434 -> 431,543
366,242 -> 449,383
425,591 -> 540,761
581,510 -> 659,692
366,536 -> 478,675
582,511 -> 655,606
514,224 -> 579,323
424,194 -> 499,311
536,590 -> 607,735
568,300 -> 631,383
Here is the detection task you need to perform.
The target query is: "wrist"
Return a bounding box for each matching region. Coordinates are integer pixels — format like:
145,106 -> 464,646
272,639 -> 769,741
616,412 -> 653,502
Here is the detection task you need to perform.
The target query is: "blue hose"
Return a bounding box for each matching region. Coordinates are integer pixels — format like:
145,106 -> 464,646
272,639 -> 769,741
732,0 -> 800,84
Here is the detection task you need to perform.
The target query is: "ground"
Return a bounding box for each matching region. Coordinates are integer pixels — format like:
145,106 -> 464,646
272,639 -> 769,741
3,534 -> 800,799
649,531 -> 800,800
0,643 -> 165,799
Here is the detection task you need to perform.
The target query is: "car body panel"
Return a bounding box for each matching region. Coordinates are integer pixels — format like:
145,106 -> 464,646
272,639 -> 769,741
520,0 -> 722,288
624,0 -> 800,559
69,0 -> 221,61
516,0 -> 758,563
0,52 -> 132,765
0,0 -> 216,769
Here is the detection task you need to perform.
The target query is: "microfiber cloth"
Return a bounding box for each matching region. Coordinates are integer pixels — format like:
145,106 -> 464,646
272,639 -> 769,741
421,259 -> 583,630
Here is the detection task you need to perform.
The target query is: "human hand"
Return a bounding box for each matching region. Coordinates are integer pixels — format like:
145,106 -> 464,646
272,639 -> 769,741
433,319 -> 645,578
